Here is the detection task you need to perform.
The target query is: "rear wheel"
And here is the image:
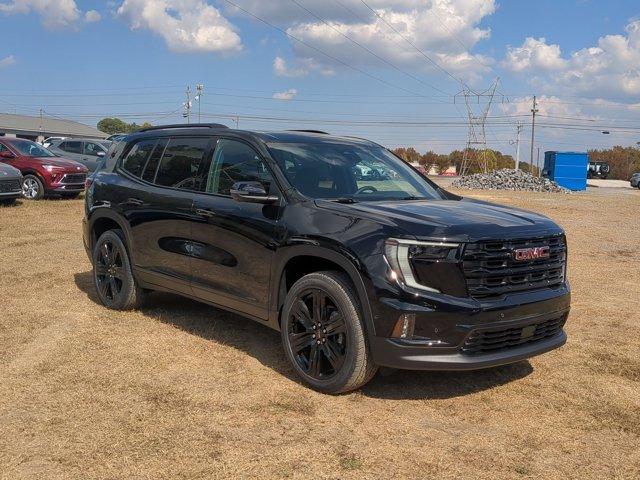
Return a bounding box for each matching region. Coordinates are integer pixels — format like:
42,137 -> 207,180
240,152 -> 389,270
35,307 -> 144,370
93,230 -> 146,310
280,271 -> 377,394
22,174 -> 44,200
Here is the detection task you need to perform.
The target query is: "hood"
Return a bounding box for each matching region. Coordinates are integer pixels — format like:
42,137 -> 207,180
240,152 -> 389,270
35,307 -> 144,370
316,197 -> 563,242
32,156 -> 88,172
0,162 -> 22,177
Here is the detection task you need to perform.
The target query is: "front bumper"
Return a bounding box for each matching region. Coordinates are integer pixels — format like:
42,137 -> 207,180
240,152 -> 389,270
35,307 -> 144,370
0,190 -> 22,198
50,184 -> 85,193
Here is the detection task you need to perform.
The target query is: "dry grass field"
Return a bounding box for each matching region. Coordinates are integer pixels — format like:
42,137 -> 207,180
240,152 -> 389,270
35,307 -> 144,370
0,188 -> 638,479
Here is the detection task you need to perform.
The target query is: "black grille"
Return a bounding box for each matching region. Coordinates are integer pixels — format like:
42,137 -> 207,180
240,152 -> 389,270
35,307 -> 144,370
0,179 -> 21,193
61,173 -> 86,184
463,235 -> 566,299
461,315 -> 566,355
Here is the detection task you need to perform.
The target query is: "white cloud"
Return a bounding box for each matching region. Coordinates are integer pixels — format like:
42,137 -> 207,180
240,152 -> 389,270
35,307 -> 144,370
503,37 -> 567,72
233,0 -> 496,82
0,55 -> 15,68
84,9 -> 101,23
0,0 -> 81,28
503,21 -> 640,98
273,88 -> 298,100
117,0 -> 242,54
273,55 -> 334,77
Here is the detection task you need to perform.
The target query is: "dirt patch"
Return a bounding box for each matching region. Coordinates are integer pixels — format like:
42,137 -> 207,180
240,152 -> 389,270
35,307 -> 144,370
0,191 -> 638,479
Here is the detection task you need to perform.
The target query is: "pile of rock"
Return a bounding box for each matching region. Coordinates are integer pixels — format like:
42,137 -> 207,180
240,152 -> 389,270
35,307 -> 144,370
451,169 -> 570,193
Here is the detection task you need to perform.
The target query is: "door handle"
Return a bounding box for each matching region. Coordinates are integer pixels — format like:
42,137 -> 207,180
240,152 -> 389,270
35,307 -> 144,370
194,207 -> 216,218
125,197 -> 144,206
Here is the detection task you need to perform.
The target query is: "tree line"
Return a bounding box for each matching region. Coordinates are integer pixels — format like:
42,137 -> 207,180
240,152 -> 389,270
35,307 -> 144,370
97,117 -> 153,135
588,146 -> 640,180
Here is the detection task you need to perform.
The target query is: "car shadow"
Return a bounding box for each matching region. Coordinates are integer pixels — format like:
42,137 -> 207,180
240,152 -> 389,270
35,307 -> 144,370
74,271 -> 533,399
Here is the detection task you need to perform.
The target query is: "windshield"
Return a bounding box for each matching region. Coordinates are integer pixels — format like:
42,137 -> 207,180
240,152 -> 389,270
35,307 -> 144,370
268,141 -> 442,201
11,139 -> 56,157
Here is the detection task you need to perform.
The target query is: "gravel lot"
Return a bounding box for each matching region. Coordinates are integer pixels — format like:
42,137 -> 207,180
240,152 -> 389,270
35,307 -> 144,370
0,188 -> 638,479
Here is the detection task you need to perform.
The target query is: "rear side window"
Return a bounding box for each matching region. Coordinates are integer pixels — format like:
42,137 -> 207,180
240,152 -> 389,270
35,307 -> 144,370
60,141 -> 82,154
83,142 -> 104,156
122,139 -> 156,178
141,139 -> 168,183
154,137 -> 210,190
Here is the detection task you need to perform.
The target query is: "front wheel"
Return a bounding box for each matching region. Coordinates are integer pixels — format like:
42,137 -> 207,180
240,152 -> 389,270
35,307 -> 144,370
280,271 -> 377,394
92,230 -> 146,310
22,174 -> 44,200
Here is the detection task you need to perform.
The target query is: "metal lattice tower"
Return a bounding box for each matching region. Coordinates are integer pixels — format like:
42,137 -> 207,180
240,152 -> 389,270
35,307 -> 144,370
456,78 -> 500,176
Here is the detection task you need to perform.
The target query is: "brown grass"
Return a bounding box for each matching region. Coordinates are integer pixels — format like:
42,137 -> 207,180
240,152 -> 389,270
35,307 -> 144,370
0,188 -> 638,479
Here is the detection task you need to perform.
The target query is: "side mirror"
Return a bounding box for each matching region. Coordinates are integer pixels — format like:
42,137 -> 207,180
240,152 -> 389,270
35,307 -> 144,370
0,151 -> 15,159
230,181 -> 279,204
96,151 -> 106,158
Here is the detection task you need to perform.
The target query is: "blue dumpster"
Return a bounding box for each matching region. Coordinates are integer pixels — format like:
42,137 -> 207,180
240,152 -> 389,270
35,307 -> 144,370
543,151 -> 588,191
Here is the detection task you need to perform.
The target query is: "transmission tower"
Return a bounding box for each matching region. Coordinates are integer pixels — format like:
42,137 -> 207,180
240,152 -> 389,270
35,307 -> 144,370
456,78 -> 501,176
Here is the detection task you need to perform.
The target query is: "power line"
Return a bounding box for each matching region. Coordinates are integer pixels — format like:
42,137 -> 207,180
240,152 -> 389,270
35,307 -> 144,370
289,0 -> 451,96
220,0 -> 447,100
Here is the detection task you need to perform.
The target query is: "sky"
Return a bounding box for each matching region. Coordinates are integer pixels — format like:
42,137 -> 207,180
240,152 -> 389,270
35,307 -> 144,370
1,0 -> 639,161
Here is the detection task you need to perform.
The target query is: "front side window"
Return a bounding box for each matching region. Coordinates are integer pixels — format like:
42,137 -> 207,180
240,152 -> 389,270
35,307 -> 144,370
83,142 -> 105,156
205,139 -> 274,195
10,139 -> 56,157
60,141 -> 82,154
268,141 -> 441,201
122,139 -> 157,178
154,137 -> 210,190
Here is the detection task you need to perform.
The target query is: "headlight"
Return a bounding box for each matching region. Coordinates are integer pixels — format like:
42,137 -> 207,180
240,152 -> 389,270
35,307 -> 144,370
42,165 -> 59,172
384,238 -> 462,294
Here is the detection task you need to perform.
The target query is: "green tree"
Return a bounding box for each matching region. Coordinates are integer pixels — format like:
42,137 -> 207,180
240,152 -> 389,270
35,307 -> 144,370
97,118 -> 153,135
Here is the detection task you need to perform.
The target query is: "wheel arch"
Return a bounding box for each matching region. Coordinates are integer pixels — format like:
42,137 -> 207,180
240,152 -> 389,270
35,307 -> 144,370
88,210 -> 135,261
272,246 -> 376,338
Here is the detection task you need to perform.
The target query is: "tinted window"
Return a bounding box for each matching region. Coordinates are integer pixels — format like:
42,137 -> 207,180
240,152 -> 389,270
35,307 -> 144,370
83,141 -> 105,156
0,143 -> 8,153
268,142 -> 441,201
154,137 -> 210,190
122,139 -> 157,178
60,141 -> 82,154
141,138 -> 168,183
10,139 -> 56,157
206,139 -> 273,195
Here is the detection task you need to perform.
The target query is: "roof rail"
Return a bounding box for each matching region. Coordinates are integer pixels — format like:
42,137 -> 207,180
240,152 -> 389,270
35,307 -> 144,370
138,123 -> 229,133
287,129 -> 330,135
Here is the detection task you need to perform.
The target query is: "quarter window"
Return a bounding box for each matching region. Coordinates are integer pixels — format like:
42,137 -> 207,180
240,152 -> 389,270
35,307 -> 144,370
206,139 -> 273,195
122,139 -> 157,178
141,139 -> 168,183
154,137 -> 210,190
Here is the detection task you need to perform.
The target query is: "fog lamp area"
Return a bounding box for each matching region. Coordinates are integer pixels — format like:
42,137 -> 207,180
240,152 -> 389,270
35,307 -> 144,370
391,313 -> 415,339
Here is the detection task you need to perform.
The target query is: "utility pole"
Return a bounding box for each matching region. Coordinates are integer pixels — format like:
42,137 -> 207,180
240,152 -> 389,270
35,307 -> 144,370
38,107 -> 44,143
536,147 -> 541,177
530,95 -> 538,166
183,86 -> 192,124
512,121 -> 523,170
195,84 -> 204,123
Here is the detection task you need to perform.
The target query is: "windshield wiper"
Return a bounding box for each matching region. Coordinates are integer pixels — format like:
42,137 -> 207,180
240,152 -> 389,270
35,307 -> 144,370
332,197 -> 359,204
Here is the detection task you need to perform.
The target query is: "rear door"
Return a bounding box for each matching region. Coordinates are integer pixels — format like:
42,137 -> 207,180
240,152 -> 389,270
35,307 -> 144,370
57,140 -> 84,165
189,138 -> 283,319
117,136 -> 213,295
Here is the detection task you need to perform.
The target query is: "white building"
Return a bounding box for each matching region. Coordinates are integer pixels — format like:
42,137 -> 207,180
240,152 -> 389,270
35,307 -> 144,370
0,113 -> 106,143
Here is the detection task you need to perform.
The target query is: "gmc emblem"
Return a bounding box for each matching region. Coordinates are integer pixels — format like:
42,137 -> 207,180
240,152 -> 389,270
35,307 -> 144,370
513,246 -> 550,261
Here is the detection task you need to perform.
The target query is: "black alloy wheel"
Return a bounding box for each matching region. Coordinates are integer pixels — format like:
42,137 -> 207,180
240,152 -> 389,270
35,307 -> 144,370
92,229 -> 146,310
281,271 -> 377,394
288,289 -> 347,379
95,238 -> 124,302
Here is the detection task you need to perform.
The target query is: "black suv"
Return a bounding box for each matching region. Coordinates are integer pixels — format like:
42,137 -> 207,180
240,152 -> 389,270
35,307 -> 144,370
83,124 -> 570,393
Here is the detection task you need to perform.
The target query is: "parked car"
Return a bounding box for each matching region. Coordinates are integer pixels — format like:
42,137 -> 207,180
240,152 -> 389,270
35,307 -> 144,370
630,172 -> 640,189
0,137 -> 88,200
106,134 -> 128,142
587,161 -> 610,179
42,136 -> 67,148
84,124 -> 570,393
47,138 -> 107,171
0,162 -> 23,205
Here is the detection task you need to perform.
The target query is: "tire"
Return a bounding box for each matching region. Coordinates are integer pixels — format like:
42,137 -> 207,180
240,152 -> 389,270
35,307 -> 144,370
280,271 -> 377,394
22,174 -> 45,200
92,229 -> 146,310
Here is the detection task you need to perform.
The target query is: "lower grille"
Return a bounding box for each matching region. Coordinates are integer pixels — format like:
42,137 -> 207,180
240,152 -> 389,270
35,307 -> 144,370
461,315 -> 566,355
61,173 -> 86,184
0,179 -> 21,193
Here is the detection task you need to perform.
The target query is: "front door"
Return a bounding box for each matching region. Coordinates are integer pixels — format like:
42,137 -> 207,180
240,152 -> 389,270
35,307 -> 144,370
189,138 -> 283,320
82,141 -> 105,171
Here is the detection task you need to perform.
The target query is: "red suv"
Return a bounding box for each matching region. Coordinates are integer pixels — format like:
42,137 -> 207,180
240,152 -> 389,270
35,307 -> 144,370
0,137 -> 88,199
